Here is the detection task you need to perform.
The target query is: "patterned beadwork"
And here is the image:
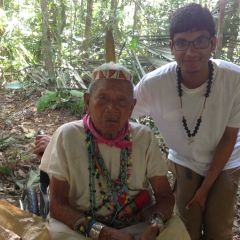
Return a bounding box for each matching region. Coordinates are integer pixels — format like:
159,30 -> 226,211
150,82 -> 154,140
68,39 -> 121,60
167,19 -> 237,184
85,128 -> 133,226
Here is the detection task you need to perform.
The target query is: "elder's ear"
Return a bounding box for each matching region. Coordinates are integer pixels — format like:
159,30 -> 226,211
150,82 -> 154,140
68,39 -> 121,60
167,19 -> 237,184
84,93 -> 90,113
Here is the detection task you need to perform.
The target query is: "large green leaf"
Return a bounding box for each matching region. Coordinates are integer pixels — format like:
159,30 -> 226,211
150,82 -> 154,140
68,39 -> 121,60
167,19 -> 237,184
36,90 -> 58,112
36,89 -> 84,114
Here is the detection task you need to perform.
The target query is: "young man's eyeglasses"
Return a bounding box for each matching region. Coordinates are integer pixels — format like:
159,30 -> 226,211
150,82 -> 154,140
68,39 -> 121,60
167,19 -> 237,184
173,36 -> 212,51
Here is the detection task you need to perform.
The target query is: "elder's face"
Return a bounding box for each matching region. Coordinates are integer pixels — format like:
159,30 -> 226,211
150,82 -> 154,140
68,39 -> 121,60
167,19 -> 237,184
84,79 -> 136,139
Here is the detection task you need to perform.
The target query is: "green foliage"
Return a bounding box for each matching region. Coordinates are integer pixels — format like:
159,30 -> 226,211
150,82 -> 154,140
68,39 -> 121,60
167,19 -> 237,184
129,37 -> 139,50
0,136 -> 17,151
0,166 -> 11,176
1,0 -> 240,84
36,90 -> 58,112
0,2 -> 42,81
0,8 -> 6,34
37,89 -> 84,114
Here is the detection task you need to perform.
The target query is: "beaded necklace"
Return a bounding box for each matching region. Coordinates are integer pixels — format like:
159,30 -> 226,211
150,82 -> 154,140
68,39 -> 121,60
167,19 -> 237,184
85,129 -> 133,226
176,60 -> 214,143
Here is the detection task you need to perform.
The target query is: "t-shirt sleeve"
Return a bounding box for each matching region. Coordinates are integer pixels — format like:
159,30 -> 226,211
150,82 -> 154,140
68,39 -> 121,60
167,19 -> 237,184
132,75 -> 152,119
228,81 -> 240,128
44,126 -> 70,182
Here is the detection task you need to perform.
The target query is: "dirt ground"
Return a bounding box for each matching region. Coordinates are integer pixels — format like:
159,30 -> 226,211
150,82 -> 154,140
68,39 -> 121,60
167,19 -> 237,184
0,88 -> 240,238
0,88 -> 78,204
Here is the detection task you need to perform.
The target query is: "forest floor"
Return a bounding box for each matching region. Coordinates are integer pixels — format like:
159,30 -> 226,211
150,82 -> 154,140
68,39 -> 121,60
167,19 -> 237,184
0,87 -> 240,239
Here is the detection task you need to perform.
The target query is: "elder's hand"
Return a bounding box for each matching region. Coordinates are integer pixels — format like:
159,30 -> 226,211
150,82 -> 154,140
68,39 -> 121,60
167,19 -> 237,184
99,226 -> 134,240
33,135 -> 51,158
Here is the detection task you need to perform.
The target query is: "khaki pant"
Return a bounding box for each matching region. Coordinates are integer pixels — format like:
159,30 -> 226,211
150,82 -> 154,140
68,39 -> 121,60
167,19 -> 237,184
49,215 -> 190,240
170,162 -> 240,240
0,200 -> 51,240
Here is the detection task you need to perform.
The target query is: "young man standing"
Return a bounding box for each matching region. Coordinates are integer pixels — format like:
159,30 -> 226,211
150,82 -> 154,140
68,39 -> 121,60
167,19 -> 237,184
133,3 -> 240,240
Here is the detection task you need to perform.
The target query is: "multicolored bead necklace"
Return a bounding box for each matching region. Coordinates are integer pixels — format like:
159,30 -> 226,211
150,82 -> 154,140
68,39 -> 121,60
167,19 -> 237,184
176,60 -> 214,143
85,128 -> 133,226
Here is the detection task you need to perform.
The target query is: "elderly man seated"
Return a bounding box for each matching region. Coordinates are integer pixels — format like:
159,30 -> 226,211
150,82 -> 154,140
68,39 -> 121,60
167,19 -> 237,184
39,62 -> 190,240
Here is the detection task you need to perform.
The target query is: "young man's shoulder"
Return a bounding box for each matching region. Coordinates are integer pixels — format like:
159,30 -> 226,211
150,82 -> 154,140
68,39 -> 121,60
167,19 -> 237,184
213,59 -> 240,74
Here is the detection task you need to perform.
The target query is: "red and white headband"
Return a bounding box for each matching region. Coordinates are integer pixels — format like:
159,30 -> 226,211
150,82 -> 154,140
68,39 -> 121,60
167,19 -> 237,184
92,62 -> 132,82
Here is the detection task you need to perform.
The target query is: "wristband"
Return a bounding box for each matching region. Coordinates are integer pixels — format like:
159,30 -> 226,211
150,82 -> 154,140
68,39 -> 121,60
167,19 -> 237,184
133,190 -> 151,209
89,222 -> 106,240
86,219 -> 97,237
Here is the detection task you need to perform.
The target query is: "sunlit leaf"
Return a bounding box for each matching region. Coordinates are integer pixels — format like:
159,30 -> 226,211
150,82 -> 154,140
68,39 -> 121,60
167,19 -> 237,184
25,132 -> 35,139
129,37 -> 139,50
70,90 -> 84,98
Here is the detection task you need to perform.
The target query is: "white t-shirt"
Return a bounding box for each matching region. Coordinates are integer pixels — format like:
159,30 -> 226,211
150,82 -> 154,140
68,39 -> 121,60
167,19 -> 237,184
133,59 -> 240,176
40,120 -> 167,216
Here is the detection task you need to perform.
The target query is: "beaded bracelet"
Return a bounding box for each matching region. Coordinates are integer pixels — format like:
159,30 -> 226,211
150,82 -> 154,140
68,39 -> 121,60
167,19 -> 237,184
73,216 -> 92,236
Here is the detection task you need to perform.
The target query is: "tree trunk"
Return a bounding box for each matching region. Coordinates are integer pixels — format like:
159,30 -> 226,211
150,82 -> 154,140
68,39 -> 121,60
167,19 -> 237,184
215,0 -> 227,58
51,1 -> 66,64
105,29 -> 116,62
40,0 -> 55,85
60,0 -> 67,34
78,0 -> 84,36
0,0 -> 4,8
226,0 -> 240,61
110,0 -> 118,27
82,0 -> 93,59
132,1 -> 140,34
109,0 -> 120,49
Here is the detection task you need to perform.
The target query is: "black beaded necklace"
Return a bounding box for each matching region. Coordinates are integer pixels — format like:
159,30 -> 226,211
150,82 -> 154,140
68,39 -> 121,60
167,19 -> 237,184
176,60 -> 214,143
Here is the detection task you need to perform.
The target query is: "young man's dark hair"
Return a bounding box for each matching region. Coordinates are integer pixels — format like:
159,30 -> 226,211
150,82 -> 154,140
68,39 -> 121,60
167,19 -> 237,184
169,3 -> 216,40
